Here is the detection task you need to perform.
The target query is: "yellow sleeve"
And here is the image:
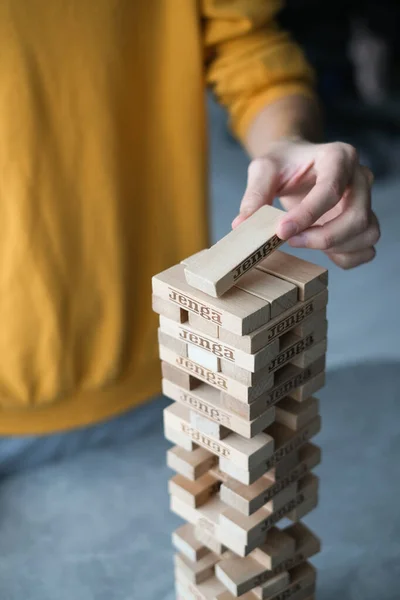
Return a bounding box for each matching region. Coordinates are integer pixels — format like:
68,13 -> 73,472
202,0 -> 316,142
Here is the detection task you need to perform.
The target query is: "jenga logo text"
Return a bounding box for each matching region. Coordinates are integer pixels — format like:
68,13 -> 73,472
232,235 -> 282,281
179,392 -> 231,426
178,328 -> 235,361
268,335 -> 314,373
181,423 -> 231,458
262,463 -> 309,503
168,288 -> 222,324
176,356 -> 228,391
267,302 -> 314,341
267,367 -> 312,405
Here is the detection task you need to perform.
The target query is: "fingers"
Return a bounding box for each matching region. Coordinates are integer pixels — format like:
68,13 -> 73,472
232,157 -> 279,229
326,247 -> 376,269
329,211 -> 380,253
277,143 -> 357,239
288,166 -> 373,250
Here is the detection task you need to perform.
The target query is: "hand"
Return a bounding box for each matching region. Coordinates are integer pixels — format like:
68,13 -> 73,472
233,139 -> 380,269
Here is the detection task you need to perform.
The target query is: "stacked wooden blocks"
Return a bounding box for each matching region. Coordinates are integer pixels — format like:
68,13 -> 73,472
152,206 -> 328,600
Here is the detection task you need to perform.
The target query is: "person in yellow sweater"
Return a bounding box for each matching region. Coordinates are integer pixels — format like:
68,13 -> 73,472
0,1 -> 379,472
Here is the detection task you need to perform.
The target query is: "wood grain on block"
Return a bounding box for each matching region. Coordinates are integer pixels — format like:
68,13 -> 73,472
219,474 -> 319,548
254,562 -> 316,600
220,443 -> 320,516
158,329 -> 187,357
165,423 -> 196,451
152,294 -> 188,323
152,264 -> 270,335
167,445 -> 218,481
219,416 -> 320,485
256,250 -> 328,301
188,344 -> 221,372
235,269 -> 298,318
219,289 -> 328,353
162,361 -> 200,391
188,311 -> 220,338
164,402 -> 274,470
172,524 -> 210,562
184,205 -> 285,297
169,473 -> 221,508
190,411 -> 231,440
275,397 -> 319,431
174,552 -> 221,585
163,379 -> 275,440
219,356 -> 325,421
159,315 -> 279,373
160,346 -> 274,403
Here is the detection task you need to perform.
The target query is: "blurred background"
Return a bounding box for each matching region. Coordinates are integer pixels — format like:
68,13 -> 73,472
0,4 -> 399,599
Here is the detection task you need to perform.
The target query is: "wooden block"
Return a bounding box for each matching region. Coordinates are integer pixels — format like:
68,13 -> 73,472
158,329 -> 187,356
266,325 -> 327,375
219,474 -> 319,547
220,360 -> 274,387
280,523 -> 320,568
195,525 -> 227,556
292,309 -> 326,337
235,269 -> 298,318
162,361 -> 199,391
251,572 -> 290,599
176,570 -> 227,600
169,473 -> 221,508
160,345 -> 274,403
290,339 -> 327,369
152,264 -> 271,335
167,445 -> 218,481
256,249 -> 328,301
172,524 -> 210,562
253,562 -> 316,600
174,552 -> 221,585
164,402 -> 275,470
163,379 -> 275,440
159,315 -> 279,373
152,293 -> 188,323
220,443 -> 320,515
269,451 -> 301,481
188,344 -> 221,372
275,397 -> 319,431
190,411 -> 231,440
189,311 -> 220,338
219,289 -> 328,353
219,357 -> 325,421
165,424 -> 196,451
183,205 -> 285,297
219,417 -> 321,485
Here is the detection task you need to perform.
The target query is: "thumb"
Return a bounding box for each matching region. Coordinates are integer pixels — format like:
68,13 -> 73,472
232,157 -> 279,229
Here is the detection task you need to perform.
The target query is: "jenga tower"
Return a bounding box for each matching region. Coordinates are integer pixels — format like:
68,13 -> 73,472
152,206 -> 328,600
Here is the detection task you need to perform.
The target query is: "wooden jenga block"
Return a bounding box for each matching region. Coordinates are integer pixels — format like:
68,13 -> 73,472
219,474 -> 318,547
159,315 -> 279,373
176,570 -> 227,600
172,524 -> 210,562
195,525 -> 227,556
152,264 -> 271,335
152,294 -> 188,323
220,360 -> 273,387
292,309 -> 326,337
252,571 -> 290,599
190,411 -> 231,440
287,476 -> 319,522
164,424 -> 196,451
162,379 -> 275,440
164,402 -> 275,470
253,562 -> 316,600
220,443 -> 320,516
219,417 -> 321,485
218,290 -> 328,353
219,357 -> 325,420
160,346 -> 274,403
189,311 -> 220,338
169,473 -> 221,508
266,325 -> 327,375
162,361 -> 199,391
167,445 -> 218,481
275,397 -> 319,431
188,344 -> 221,372
256,250 -> 328,301
269,451 -> 301,481
235,269 -> 298,318
183,205 -> 285,297
158,329 -> 187,356
174,551 -> 221,585
290,339 -> 327,369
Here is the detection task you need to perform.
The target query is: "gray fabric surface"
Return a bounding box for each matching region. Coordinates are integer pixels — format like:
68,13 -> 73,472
0,361 -> 399,600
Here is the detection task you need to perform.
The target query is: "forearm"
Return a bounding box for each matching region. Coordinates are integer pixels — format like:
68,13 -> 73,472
244,94 -> 323,159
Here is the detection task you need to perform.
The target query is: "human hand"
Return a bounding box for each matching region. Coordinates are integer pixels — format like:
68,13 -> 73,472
232,139 -> 380,269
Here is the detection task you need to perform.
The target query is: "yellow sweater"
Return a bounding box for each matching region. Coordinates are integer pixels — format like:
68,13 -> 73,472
0,0 -> 314,435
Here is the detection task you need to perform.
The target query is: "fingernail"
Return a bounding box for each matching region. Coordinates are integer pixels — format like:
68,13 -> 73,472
279,220 -> 299,239
288,233 -> 307,247
232,215 -> 242,228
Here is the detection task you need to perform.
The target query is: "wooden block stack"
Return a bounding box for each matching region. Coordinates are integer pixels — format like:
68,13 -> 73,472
152,206 -> 328,600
